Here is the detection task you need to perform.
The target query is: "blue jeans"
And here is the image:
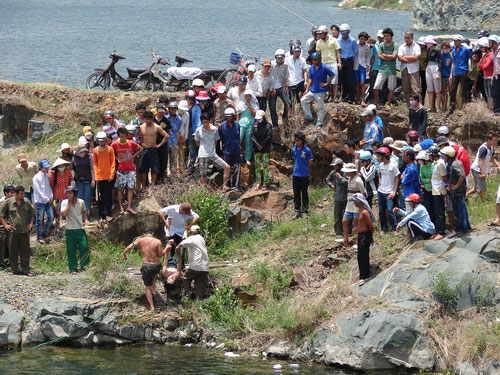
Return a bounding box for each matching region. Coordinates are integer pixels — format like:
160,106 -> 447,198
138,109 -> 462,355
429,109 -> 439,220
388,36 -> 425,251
378,192 -> 396,232
450,192 -> 469,233
35,202 -> 54,240
269,87 -> 290,128
25,187 -> 33,203
76,181 -> 92,213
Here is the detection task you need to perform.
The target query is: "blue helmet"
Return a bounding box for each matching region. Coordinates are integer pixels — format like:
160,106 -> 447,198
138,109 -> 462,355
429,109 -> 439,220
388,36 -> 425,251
359,151 -> 372,161
311,52 -> 320,59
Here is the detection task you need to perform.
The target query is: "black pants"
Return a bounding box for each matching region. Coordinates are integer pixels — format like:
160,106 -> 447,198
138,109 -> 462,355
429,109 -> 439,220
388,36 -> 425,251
183,269 -> 208,299
334,200 -> 347,235
432,194 -> 446,235
8,232 -> 31,274
419,70 -> 427,104
357,231 -> 372,280
407,220 -> 432,239
165,233 -> 183,267
369,69 -> 378,103
450,74 -> 469,109
157,145 -> 168,182
293,176 -> 309,213
97,180 -> 113,219
288,81 -> 305,110
339,58 -> 356,103
257,97 -> 269,112
493,76 -> 500,114
421,189 -> 435,224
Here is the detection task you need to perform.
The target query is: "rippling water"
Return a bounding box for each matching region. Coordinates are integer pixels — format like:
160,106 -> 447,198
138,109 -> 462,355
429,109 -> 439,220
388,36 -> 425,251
0,0 -> 416,87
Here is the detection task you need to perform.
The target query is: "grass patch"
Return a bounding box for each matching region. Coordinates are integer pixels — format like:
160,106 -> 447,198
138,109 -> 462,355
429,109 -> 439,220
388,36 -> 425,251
467,175 -> 500,225
250,261 -> 294,299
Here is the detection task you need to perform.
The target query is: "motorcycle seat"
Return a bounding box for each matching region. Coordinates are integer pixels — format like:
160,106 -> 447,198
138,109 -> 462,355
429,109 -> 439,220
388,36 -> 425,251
202,68 -> 225,75
126,67 -> 148,74
167,67 -> 203,80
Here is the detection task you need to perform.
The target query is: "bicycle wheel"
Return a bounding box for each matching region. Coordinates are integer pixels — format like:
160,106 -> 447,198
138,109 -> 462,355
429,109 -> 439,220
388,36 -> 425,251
131,77 -> 153,92
86,72 -> 108,90
216,69 -> 239,87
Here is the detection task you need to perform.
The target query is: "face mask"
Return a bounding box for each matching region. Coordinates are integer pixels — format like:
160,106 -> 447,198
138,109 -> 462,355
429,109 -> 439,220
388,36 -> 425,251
409,100 -> 416,106
58,167 -> 66,172
178,109 -> 185,115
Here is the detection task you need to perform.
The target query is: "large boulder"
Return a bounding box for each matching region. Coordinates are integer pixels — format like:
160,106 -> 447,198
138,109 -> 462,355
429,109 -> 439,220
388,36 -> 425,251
0,303 -> 25,347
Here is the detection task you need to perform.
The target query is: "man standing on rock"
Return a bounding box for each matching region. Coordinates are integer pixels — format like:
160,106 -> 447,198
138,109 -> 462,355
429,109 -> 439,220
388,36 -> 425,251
0,184 -> 16,268
61,185 -> 89,274
0,186 -> 35,276
32,159 -> 54,244
122,229 -> 164,311
398,31 -> 421,106
15,153 -> 38,202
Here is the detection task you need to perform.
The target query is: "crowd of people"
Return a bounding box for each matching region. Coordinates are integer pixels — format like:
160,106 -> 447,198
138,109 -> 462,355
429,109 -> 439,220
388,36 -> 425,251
0,24 -> 499,304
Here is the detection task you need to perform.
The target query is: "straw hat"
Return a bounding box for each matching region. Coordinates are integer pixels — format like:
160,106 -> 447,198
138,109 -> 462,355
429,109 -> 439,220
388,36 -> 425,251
52,157 -> 70,169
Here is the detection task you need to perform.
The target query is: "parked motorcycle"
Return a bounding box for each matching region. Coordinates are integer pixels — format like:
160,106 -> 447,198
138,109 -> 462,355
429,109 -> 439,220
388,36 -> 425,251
131,51 -> 225,92
85,51 -> 148,90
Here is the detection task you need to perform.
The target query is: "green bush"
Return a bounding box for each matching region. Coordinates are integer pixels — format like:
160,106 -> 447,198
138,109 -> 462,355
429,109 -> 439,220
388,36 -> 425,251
430,272 -> 458,310
181,189 -> 229,256
250,261 -> 294,299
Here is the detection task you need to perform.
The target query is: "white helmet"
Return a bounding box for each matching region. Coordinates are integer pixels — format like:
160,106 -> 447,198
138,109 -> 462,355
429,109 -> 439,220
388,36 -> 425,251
339,24 -> 350,33
96,131 -> 107,141
366,104 -> 377,112
478,37 -> 489,48
317,25 -> 328,34
274,48 -> 285,57
437,126 -> 449,135
413,144 -> 422,152
192,78 -> 204,87
178,100 -> 189,111
125,124 -> 136,133
224,107 -> 236,116
416,150 -> 429,161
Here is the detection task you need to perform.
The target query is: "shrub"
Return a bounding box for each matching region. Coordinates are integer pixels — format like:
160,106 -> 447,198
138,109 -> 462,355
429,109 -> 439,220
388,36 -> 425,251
430,271 -> 458,310
250,261 -> 294,299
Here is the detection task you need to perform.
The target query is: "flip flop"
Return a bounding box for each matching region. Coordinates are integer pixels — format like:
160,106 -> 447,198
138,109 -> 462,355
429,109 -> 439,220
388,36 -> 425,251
488,222 -> 500,227
127,208 -> 137,215
106,216 -> 113,223
119,210 -> 125,216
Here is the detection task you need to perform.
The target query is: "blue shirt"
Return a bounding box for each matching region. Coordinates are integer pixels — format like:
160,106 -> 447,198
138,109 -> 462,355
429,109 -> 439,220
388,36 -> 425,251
441,52 -> 452,78
292,145 -> 313,177
337,36 -> 359,59
372,42 -> 381,71
190,103 -> 202,135
398,203 -> 435,234
401,163 -> 421,197
374,115 -> 383,142
308,63 -> 334,93
363,121 -> 379,150
166,113 -> 182,146
451,46 -> 472,76
218,120 -> 240,155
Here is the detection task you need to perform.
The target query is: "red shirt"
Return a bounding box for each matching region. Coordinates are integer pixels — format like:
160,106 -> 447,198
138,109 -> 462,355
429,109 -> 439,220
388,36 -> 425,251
111,140 -> 139,172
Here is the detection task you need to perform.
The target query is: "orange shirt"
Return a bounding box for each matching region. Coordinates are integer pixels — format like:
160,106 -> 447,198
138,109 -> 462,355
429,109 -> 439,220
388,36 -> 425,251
93,146 -> 116,181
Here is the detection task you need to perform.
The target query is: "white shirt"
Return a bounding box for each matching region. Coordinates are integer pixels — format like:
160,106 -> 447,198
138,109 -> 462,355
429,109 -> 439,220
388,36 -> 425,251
247,76 -> 263,97
227,87 -> 259,109
32,170 -> 53,204
160,204 -> 199,237
398,41 -> 421,74
180,234 -> 209,272
61,198 -> 86,230
194,125 -> 219,158
377,161 -> 400,194
356,43 -> 371,71
471,142 -> 495,174
285,55 -> 307,86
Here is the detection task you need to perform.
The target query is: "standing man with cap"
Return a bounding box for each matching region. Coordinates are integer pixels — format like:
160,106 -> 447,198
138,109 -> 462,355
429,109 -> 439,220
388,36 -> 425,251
0,184 -> 16,268
301,52 -> 335,127
16,153 -> 38,202
251,110 -> 273,190
398,31 -> 421,106
213,85 -> 235,127
61,185 -> 89,273
32,159 -> 54,244
315,25 -> 341,102
177,100 -> 190,174
285,44 -> 307,113
341,162 -> 366,246
57,143 -> 74,166
0,186 -> 35,276
102,110 -> 123,143
165,102 -> 182,176
153,104 -> 171,183
256,59 -> 274,112
326,158 -> 348,236
246,65 -> 263,100
369,30 -> 384,102
449,35 -> 473,113
93,131 -> 115,224
218,108 -> 241,190
374,28 -> 399,109
270,49 -> 290,128
227,75 -> 249,107
337,24 -> 358,104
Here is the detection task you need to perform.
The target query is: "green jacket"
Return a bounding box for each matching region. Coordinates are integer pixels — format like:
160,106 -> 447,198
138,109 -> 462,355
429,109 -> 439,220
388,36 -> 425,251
0,197 -> 35,233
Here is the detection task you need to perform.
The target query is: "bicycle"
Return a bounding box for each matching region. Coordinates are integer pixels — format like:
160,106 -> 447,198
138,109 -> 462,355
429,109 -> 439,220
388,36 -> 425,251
216,48 -> 260,87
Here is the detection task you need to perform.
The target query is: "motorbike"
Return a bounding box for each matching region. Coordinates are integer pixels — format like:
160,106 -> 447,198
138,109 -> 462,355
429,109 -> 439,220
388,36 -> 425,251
85,51 -> 148,90
131,51 -> 225,92
216,49 -> 260,87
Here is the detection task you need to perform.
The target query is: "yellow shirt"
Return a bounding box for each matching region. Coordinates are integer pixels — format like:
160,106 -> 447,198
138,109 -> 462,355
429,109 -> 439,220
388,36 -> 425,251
16,162 -> 38,190
316,36 -> 341,64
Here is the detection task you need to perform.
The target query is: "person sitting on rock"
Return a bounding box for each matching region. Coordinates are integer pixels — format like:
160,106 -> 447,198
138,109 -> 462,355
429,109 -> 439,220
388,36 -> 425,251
174,225 -> 209,300
122,229 -> 164,311
393,193 -> 435,240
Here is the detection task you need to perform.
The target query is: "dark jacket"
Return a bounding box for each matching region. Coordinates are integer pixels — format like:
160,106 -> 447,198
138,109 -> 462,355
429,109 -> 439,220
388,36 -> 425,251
409,105 -> 428,139
251,119 -> 272,153
325,169 -> 348,202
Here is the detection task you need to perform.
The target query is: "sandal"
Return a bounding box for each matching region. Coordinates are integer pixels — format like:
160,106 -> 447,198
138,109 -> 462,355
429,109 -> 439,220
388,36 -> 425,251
127,208 -> 137,215
119,210 -> 125,216
106,216 -> 113,223
488,222 -> 500,227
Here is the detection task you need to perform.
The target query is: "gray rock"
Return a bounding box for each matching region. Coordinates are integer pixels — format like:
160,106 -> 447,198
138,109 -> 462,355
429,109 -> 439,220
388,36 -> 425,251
267,340 -> 294,359
456,362 -> 480,375
227,204 -> 266,234
0,303 -> 25,347
487,360 -> 500,375
163,317 -> 179,331
29,119 -> 57,141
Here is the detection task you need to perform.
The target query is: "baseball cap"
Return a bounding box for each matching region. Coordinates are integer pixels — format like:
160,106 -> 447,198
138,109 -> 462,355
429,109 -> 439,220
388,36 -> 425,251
247,64 -> 256,72
377,30 -> 384,38
361,109 -> 373,117
18,153 -> 28,162
255,110 -> 265,120
453,34 -> 464,41
262,59 -> 272,66
217,85 -> 227,94
38,159 -> 51,168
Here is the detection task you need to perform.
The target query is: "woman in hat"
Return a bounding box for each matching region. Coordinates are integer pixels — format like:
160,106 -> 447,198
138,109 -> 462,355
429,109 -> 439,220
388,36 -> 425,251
49,158 -> 73,232
72,143 -> 94,215
236,90 -> 259,164
424,36 -> 441,112
251,110 -> 272,190
341,162 -> 366,246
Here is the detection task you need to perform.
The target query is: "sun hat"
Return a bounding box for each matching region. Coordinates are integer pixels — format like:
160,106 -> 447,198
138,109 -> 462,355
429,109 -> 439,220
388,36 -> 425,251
423,36 -> 437,45
73,143 -> 88,154
82,125 -> 93,136
57,143 -> 71,153
383,137 -> 394,146
196,90 -> 210,101
217,85 -> 227,94
38,159 -> 51,169
341,163 -> 358,173
17,153 -> 28,162
255,110 -> 266,120
390,140 -> 405,151
52,157 -> 70,169
417,36 -> 426,45
178,100 -> 189,111
361,109 -> 373,117
247,64 -> 256,72
366,104 -> 377,112
96,131 -> 107,141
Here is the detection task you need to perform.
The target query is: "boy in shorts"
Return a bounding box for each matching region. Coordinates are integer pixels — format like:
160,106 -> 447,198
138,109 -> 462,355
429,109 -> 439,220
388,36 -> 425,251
111,128 -> 142,215
374,28 -> 398,109
194,113 -> 230,191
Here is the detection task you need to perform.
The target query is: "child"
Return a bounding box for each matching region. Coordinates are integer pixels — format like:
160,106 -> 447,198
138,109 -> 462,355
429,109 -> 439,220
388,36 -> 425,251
341,163 -> 366,246
440,41 -> 452,112
326,158 -> 348,236
111,128 -> 142,215
359,151 -> 378,207
351,193 -> 375,285
291,132 -> 313,219
194,113 -> 230,191
93,131 -> 116,225
251,110 -> 272,190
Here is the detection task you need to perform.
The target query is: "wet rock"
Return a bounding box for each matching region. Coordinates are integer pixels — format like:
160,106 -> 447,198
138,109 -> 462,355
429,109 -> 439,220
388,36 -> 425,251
0,303 -> 25,347
267,341 -> 294,359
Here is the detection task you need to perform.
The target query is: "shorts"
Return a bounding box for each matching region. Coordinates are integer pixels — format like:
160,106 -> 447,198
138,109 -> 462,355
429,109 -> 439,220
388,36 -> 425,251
199,155 -> 228,177
343,211 -> 358,219
425,64 -> 441,93
139,148 -> 160,174
472,169 -> 487,192
496,184 -> 500,204
326,62 -> 339,84
223,153 -> 241,167
355,65 -> 368,83
115,171 -> 136,189
140,262 -> 162,286
441,77 -> 450,91
374,73 -> 397,91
